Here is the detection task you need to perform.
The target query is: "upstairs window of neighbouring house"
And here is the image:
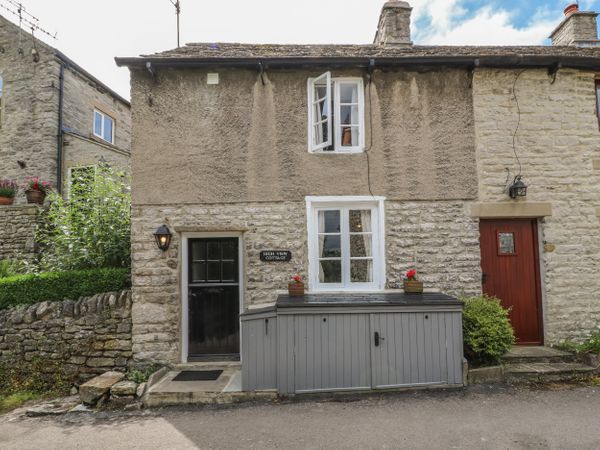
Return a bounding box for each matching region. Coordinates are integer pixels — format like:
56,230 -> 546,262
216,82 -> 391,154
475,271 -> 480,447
306,197 -> 385,292
308,73 -> 365,153
93,109 -> 114,144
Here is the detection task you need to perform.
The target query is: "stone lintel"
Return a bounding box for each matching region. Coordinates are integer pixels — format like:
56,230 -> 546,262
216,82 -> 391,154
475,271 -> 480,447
174,226 -> 250,233
593,159 -> 600,170
468,202 -> 553,218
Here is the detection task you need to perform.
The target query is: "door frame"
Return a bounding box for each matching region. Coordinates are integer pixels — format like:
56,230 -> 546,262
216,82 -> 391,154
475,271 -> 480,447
180,232 -> 245,363
479,218 -> 545,345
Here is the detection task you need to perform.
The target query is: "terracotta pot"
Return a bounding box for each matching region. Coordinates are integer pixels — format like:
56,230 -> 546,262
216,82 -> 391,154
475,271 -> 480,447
564,3 -> 579,16
0,196 -> 15,206
25,190 -> 46,205
288,282 -> 305,297
342,128 -> 352,146
403,280 -> 424,294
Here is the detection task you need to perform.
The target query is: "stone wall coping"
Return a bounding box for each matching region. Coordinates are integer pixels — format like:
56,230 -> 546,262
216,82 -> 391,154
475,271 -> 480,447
468,202 -> 553,218
0,204 -> 43,211
174,225 -> 250,232
593,159 -> 600,170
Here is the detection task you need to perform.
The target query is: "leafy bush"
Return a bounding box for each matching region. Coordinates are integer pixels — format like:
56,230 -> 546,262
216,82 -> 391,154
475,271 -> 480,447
36,164 -> 131,271
462,295 -> 515,364
0,260 -> 22,279
0,268 -> 130,310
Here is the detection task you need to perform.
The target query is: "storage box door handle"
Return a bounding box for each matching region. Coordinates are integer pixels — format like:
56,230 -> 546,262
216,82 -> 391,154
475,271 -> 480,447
374,331 -> 384,347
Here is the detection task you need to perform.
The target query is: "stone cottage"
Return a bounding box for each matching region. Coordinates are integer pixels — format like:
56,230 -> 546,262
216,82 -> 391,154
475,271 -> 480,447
117,1 -> 600,378
0,13 -> 131,260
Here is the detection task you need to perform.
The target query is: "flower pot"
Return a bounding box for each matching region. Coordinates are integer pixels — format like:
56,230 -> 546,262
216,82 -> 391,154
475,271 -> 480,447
0,196 -> 15,206
288,282 -> 305,297
564,3 -> 579,16
25,190 -> 46,205
403,280 -> 423,294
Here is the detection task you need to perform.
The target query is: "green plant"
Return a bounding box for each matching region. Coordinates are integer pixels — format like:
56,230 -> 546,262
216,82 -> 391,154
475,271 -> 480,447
0,180 -> 18,198
23,176 -> 52,193
127,366 -> 159,384
36,163 -> 131,271
581,330 -> 600,354
0,260 -> 22,278
0,268 -> 130,310
462,295 -> 515,364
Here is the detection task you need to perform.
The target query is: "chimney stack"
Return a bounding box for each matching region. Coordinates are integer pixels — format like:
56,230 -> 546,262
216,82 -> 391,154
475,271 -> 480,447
550,3 -> 600,47
374,1 -> 413,47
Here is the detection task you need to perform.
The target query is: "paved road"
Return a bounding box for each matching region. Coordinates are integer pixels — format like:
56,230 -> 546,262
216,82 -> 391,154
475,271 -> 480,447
1,385 -> 600,449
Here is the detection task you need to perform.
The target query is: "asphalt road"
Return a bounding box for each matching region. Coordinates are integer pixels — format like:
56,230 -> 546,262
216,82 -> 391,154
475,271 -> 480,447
1,384 -> 600,449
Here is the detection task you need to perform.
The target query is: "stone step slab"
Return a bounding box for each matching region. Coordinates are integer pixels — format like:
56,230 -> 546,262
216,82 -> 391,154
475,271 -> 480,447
79,371 -> 125,405
505,362 -> 597,383
110,380 -> 138,397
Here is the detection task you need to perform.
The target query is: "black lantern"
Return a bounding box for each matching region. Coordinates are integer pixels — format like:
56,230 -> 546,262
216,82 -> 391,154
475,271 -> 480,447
508,176 -> 528,199
154,224 -> 172,251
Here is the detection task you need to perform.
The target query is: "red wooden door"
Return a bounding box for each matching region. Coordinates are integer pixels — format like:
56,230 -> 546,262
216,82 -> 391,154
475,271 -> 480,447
479,219 -> 543,345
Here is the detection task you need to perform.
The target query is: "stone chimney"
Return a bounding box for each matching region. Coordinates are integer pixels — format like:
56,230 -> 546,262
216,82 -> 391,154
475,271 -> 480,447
374,1 -> 413,47
550,3 -> 600,47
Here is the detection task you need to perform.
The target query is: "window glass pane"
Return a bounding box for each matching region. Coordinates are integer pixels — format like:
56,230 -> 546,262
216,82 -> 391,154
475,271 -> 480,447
341,126 -> 360,147
350,235 -> 372,257
319,260 -> 342,283
314,122 -> 329,147
498,233 -> 516,255
319,210 -> 340,233
319,235 -> 341,258
340,105 -> 359,125
315,85 -> 328,103
191,262 -> 206,282
351,259 -> 373,283
207,262 -> 221,281
349,210 -> 371,232
222,240 -> 236,260
340,83 -> 358,103
103,116 -> 113,143
191,242 -> 206,261
222,262 -> 236,282
207,241 -> 221,260
94,111 -> 102,136
0,75 -> 3,96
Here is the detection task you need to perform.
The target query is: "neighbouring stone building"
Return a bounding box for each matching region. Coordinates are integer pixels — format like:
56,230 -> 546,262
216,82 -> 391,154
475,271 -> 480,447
117,1 -> 600,367
0,13 -> 131,198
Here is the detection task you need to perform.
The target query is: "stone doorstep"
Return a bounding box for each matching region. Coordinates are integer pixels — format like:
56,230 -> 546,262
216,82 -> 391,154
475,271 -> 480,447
502,346 -> 582,365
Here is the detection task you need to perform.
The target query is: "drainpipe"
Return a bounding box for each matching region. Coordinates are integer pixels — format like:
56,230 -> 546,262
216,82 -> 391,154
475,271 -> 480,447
56,63 -> 64,194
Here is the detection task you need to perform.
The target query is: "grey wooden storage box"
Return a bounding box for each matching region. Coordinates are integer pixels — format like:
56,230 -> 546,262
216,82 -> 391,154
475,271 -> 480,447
241,293 -> 464,395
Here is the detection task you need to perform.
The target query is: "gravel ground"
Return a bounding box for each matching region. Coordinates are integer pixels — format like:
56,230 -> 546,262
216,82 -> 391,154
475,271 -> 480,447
1,384 -> 600,449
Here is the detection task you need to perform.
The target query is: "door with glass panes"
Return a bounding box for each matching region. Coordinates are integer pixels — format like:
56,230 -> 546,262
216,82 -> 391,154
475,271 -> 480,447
188,238 -> 240,359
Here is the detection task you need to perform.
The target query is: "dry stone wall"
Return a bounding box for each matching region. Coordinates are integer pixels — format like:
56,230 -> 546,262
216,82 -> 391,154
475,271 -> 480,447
0,290 -> 132,381
0,205 -> 41,261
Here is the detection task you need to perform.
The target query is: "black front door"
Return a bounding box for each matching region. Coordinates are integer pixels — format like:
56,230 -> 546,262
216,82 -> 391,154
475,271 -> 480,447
188,238 -> 240,359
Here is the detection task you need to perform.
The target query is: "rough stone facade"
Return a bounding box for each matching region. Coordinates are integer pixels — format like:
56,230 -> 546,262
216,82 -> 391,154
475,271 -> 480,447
0,14 -> 130,202
550,12 -> 600,46
0,205 -> 41,261
131,201 -> 481,364
0,291 -> 132,381
473,68 -> 600,343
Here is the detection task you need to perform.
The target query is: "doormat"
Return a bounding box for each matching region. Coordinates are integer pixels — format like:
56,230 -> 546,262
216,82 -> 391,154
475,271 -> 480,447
172,370 -> 223,382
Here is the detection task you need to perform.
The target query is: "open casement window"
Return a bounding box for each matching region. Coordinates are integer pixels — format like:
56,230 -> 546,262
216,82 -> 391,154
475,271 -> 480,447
308,73 -> 365,153
307,197 -> 385,292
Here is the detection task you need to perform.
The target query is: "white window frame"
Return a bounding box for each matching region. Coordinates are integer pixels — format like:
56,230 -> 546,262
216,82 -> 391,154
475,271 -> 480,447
93,109 -> 115,144
306,196 -> 386,293
307,74 -> 365,154
67,165 -> 97,198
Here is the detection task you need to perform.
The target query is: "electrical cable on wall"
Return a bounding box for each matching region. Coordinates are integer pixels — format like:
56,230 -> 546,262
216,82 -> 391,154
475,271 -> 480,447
511,68 -> 526,177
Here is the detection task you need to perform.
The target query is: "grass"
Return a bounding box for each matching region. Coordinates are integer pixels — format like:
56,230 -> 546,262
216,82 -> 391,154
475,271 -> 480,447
0,392 -> 44,413
554,330 -> 600,355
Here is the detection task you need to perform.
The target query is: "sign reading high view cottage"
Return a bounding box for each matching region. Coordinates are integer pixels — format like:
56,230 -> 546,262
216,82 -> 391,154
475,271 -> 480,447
117,1 -> 600,396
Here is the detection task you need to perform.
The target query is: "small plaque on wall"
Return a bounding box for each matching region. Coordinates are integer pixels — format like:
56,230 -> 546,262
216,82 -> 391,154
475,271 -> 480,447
260,250 -> 292,262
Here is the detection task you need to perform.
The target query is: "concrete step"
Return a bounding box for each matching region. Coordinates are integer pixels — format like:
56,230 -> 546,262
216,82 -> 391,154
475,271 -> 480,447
505,362 -> 597,383
501,346 -> 582,365
172,361 -> 241,371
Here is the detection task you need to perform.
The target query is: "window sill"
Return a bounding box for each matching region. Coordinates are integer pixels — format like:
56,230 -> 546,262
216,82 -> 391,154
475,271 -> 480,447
309,149 -> 365,155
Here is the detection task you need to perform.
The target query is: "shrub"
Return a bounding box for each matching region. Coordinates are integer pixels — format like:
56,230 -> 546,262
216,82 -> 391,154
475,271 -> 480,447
0,268 -> 130,310
36,163 -> 131,271
462,295 -> 515,364
0,260 -> 22,279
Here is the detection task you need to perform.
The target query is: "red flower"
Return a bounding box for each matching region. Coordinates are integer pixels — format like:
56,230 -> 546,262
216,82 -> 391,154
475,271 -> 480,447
292,275 -> 302,283
406,269 -> 417,281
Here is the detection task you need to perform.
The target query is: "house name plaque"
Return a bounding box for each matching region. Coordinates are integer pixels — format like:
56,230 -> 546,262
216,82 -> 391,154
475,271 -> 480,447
260,250 -> 292,262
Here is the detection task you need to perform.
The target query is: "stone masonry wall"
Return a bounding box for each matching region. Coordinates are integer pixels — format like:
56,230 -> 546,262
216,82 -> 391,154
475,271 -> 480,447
0,291 -> 132,381
473,68 -> 600,343
131,200 -> 481,364
0,205 -> 41,261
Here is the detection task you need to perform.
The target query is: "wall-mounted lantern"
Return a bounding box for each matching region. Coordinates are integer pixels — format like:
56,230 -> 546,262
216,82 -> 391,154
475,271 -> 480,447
508,176 -> 528,199
154,224 -> 172,251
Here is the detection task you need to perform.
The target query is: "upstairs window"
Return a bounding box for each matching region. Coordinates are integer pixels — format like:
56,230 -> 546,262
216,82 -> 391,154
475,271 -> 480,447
93,109 -> 115,144
308,73 -> 365,153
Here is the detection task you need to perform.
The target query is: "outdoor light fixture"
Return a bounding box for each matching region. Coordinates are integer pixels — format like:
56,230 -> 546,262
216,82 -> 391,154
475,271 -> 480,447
154,224 -> 172,251
508,176 -> 528,199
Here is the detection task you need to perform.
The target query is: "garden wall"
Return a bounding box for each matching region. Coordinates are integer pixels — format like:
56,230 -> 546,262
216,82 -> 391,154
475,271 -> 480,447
0,205 -> 41,262
0,290 -> 132,381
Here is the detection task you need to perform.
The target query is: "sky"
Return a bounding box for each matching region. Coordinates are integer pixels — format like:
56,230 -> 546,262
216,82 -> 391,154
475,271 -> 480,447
1,0 -> 599,100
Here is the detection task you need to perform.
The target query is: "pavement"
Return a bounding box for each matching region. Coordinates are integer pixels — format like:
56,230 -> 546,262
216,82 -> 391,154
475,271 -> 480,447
1,384 -> 600,449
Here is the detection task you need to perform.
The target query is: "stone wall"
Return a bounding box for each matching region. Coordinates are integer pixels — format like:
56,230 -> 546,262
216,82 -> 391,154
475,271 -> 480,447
131,200 -> 481,364
0,291 -> 132,381
473,68 -> 600,343
0,205 -> 41,261
551,12 -> 599,46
